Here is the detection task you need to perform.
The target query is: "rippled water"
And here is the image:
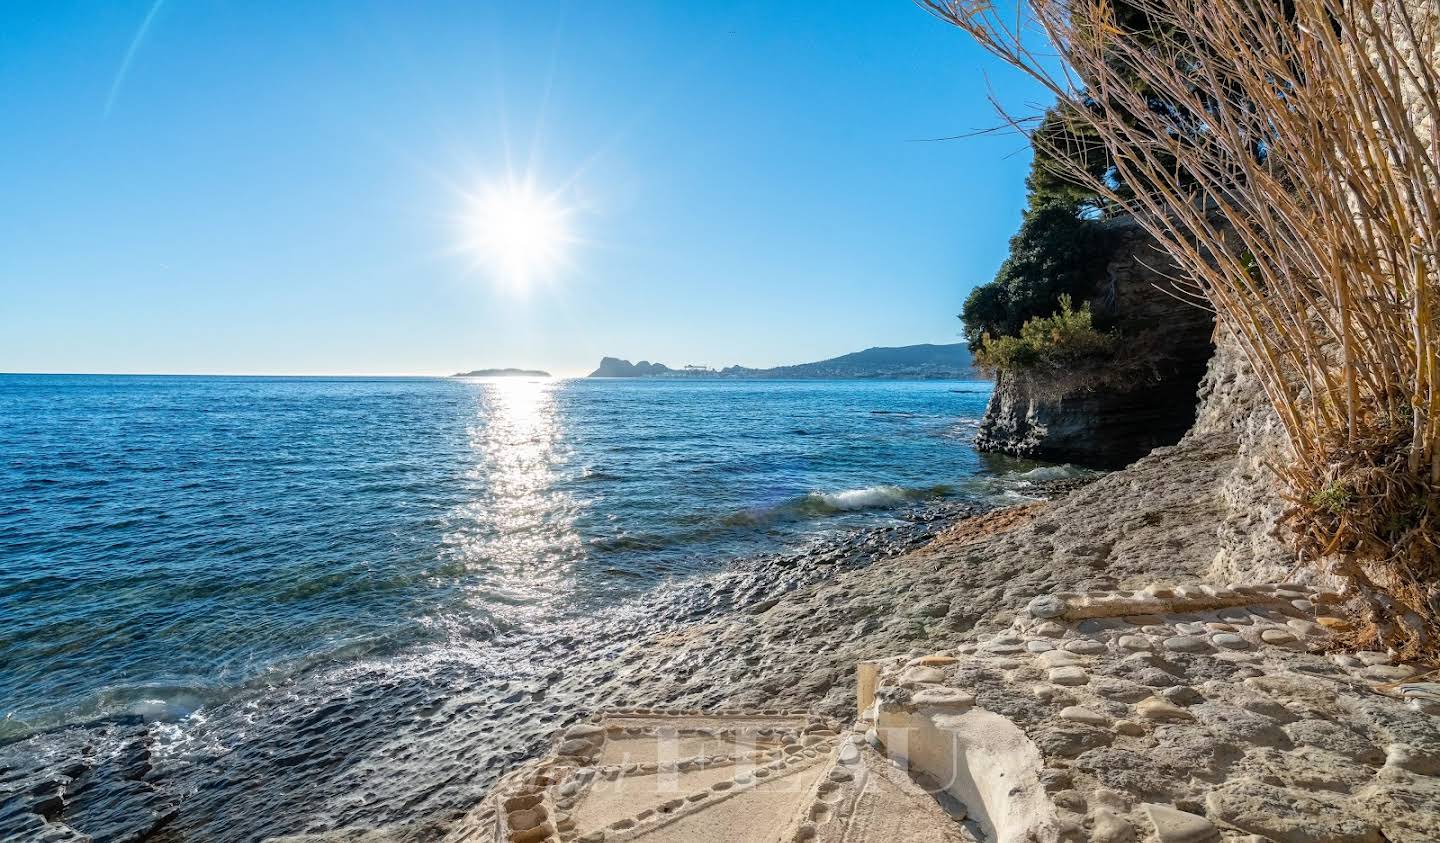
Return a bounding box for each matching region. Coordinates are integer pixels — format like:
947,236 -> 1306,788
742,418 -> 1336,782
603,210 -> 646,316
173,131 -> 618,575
0,374 -> 1024,740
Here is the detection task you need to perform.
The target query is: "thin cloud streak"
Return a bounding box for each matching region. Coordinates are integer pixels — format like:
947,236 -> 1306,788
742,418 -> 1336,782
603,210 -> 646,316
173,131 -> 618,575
105,0 -> 166,117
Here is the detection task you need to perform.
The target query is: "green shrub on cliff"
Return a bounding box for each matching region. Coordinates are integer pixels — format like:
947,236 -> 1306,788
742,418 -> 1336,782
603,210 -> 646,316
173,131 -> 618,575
960,203 -> 1115,348
974,295 -> 1114,372
972,295 -> 1165,401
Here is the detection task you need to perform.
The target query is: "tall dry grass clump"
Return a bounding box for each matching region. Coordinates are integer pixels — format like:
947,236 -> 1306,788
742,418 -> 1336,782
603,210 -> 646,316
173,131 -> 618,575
923,0 -> 1440,657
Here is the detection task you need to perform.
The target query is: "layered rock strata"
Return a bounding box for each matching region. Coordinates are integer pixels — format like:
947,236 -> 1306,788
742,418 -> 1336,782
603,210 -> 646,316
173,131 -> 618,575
975,218 -> 1216,469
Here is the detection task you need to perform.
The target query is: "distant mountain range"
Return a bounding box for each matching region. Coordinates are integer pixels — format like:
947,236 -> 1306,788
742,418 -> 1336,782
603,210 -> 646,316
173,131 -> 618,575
588,343 -> 979,380
452,368 -> 551,378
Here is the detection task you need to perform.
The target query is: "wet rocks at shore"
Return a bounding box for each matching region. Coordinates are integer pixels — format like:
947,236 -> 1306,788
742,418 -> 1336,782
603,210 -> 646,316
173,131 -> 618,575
0,499 -> 995,843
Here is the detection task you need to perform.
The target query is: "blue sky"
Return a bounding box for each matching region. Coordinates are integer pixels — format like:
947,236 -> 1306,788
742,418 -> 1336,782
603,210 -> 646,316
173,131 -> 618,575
0,1 -> 1048,376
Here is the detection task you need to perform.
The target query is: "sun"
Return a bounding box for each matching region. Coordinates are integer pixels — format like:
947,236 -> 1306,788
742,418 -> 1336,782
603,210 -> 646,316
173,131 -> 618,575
464,180 -> 571,288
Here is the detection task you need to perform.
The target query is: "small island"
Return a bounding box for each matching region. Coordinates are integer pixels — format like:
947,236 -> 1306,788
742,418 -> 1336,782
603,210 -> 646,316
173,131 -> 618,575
451,368 -> 551,378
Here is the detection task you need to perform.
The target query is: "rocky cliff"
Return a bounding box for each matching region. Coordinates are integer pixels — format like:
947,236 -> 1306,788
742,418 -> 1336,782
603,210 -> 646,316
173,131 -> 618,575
588,357 -> 675,378
975,217 -> 1216,468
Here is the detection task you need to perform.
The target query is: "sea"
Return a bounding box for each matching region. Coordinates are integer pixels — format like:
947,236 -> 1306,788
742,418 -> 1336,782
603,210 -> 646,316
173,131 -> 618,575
0,374 -> 1076,839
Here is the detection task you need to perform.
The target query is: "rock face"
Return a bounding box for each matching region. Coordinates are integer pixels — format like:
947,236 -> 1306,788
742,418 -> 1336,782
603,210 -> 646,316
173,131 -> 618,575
975,371 -> 1207,469
974,217 -> 1216,469
1185,329 -> 1310,585
588,357 -> 676,378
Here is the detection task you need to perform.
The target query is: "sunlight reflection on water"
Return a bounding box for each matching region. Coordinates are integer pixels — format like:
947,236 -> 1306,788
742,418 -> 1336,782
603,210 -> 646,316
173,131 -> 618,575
448,379 -> 581,625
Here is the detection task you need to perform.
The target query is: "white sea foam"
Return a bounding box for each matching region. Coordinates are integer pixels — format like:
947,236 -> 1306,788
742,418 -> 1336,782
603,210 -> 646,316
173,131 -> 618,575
1014,464 -> 1091,482
812,484 -> 912,511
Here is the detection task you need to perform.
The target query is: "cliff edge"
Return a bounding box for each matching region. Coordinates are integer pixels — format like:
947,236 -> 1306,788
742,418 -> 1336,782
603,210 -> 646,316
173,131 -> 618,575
974,217 -> 1216,469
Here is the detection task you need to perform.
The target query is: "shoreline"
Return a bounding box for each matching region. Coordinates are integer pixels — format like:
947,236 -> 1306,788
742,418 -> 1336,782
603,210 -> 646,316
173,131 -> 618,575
2,495 -> 1025,843
416,433 -> 1440,843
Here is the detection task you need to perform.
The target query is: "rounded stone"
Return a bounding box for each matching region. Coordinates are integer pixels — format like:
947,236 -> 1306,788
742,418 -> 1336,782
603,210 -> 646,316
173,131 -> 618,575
1163,635 -> 1212,653
1259,629 -> 1297,645
1211,633 -> 1250,650
1059,706 -> 1110,726
912,687 -> 976,709
1136,697 -> 1195,722
1158,685 -> 1203,706
1117,635 -> 1153,651
1039,649 -> 1084,667
899,666 -> 947,686
1065,639 -> 1108,655
1026,640 -> 1055,652
1049,666 -> 1089,686
1029,595 -> 1068,619
558,738 -> 599,756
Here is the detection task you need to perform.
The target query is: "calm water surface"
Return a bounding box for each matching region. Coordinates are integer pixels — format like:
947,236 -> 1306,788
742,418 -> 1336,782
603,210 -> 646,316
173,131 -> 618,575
0,375 -> 1043,739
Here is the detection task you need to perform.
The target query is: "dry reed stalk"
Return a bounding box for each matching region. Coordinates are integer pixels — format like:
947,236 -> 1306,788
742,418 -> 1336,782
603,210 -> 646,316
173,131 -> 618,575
924,0 -> 1440,657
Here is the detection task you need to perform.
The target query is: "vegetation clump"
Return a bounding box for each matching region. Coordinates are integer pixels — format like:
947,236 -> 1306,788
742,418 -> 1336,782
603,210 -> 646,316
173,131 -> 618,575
961,203 -> 1116,348
931,0 -> 1440,657
975,294 -> 1167,400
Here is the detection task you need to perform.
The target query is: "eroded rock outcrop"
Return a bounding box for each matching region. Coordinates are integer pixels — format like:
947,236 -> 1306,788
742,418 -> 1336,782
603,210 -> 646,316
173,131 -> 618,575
975,218 -> 1216,469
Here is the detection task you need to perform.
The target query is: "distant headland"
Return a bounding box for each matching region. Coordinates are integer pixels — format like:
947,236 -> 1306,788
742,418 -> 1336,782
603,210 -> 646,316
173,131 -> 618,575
451,368 -> 551,378
588,343 -> 978,380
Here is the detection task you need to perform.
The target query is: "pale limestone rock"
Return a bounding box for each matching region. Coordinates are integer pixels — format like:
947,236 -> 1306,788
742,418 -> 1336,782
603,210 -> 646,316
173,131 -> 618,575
1206,780 -> 1382,843
912,687 -> 975,709
1143,803 -> 1219,842
1117,635 -> 1152,651
1260,629 -> 1296,645
1163,636 -> 1211,653
1029,595 -> 1067,619
1039,650 -> 1084,667
1059,706 -> 1109,727
1050,666 -> 1089,686
899,666 -> 947,686
1036,621 -> 1066,638
1385,743 -> 1440,776
1364,664 -> 1416,682
1136,698 -> 1194,722
1211,633 -> 1250,650
908,654 -> 959,667
1064,639 -> 1107,655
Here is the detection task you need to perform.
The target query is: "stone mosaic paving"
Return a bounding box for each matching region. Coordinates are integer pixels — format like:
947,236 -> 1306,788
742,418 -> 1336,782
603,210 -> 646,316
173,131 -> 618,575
456,582 -> 1440,842
862,582 -> 1440,842
443,710 -> 971,843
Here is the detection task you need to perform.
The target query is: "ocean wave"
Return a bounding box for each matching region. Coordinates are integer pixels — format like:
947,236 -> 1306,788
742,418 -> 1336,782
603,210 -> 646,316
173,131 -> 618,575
725,484 -> 950,526
1013,464 -> 1093,483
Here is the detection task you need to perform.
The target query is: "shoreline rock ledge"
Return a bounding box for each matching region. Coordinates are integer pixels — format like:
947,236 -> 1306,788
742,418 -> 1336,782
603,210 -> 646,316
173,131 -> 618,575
420,580 -> 1437,843
372,337 -> 1440,842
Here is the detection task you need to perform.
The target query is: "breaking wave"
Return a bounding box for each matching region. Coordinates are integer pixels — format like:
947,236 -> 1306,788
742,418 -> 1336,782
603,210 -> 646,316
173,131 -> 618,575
725,484 -> 951,525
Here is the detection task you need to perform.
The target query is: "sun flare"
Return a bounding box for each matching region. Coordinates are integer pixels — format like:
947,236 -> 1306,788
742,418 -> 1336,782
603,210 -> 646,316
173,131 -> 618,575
464,181 -> 571,288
